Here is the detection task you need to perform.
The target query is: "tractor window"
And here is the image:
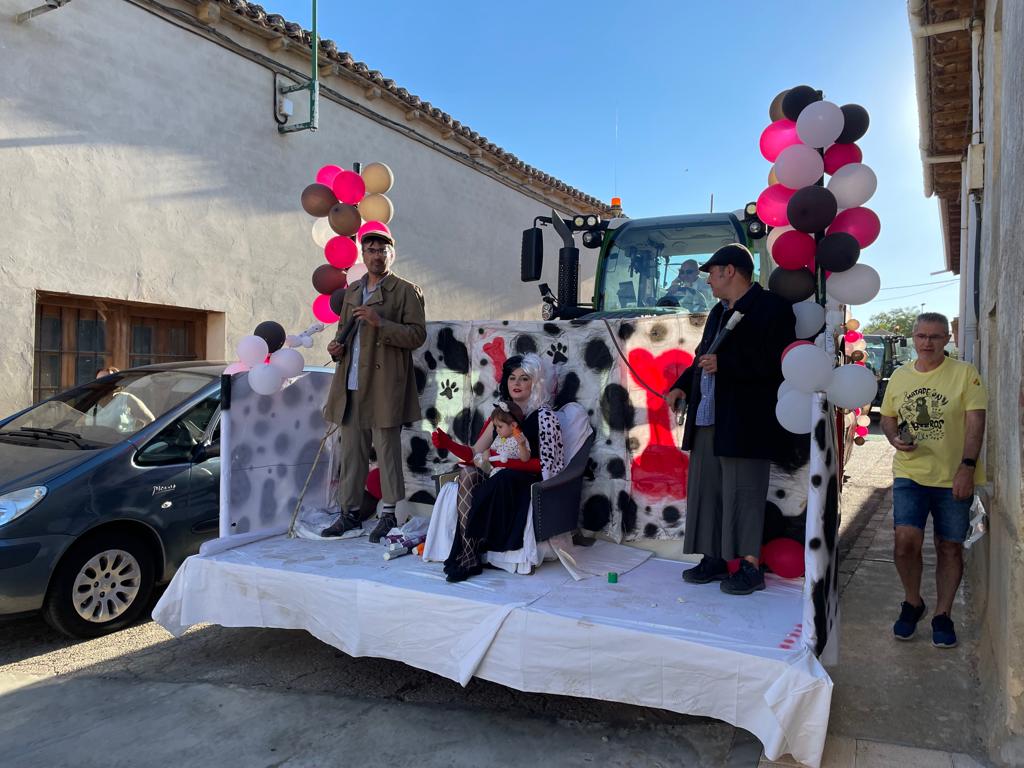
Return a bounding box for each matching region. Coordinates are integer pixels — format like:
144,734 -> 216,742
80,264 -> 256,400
599,221 -> 756,313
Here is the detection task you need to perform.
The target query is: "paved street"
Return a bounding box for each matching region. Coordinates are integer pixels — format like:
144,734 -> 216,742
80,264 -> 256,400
0,437 -> 988,767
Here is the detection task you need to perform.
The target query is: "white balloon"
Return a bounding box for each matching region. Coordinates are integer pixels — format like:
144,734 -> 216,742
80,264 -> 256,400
778,379 -> 795,401
792,301 -> 826,340
827,163 -> 877,208
774,144 -> 825,189
850,339 -> 868,352
796,100 -> 845,148
776,389 -> 815,434
270,348 -> 305,379
827,264 -> 881,305
782,344 -> 835,393
312,216 -> 335,248
247,363 -> 284,396
826,363 -> 879,409
237,335 -> 269,366
856,415 -> 871,427
347,262 -> 368,283
767,225 -> 794,253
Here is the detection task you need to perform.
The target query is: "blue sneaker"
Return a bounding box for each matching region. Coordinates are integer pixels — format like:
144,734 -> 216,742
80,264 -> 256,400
932,613 -> 958,648
893,600 -> 926,640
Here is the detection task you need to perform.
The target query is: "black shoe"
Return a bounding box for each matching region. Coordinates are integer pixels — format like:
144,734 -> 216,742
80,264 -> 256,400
893,600 -> 927,640
368,512 -> 398,544
445,564 -> 483,583
931,613 -> 958,648
682,556 -> 729,584
321,512 -> 361,537
720,560 -> 765,595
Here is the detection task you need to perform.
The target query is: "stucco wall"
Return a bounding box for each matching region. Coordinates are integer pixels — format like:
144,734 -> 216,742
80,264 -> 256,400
972,1 -> 1024,763
0,0 -> 598,415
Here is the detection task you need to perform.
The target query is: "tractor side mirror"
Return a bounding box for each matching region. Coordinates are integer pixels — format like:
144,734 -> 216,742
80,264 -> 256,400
521,228 -> 543,282
899,337 -> 908,348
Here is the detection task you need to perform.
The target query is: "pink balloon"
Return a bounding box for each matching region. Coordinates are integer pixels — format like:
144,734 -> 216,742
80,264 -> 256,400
759,119 -> 801,162
844,330 -> 864,343
357,220 -> 390,242
855,425 -> 869,437
756,184 -> 797,227
854,407 -> 862,416
315,164 -> 343,187
772,230 -> 816,270
823,143 -> 863,175
762,538 -> 805,579
324,236 -> 358,269
312,294 -> 339,324
828,207 -> 881,248
781,340 -> 813,361
223,362 -> 250,375
331,170 -> 366,205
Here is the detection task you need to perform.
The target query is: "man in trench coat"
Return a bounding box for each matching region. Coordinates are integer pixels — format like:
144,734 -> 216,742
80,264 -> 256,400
322,227 -> 426,542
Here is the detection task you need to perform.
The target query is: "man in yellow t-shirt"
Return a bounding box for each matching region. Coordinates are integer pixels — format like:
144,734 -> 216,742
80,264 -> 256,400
880,313 -> 986,649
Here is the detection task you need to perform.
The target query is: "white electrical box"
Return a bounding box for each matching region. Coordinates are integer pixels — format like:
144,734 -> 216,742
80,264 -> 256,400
967,143 -> 985,190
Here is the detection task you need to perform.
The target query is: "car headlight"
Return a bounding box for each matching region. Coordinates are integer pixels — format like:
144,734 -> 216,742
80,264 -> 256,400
0,486 -> 47,527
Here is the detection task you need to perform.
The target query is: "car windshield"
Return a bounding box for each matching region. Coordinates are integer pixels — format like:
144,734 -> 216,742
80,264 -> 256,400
864,342 -> 886,375
598,219 -> 754,313
3,370 -> 216,447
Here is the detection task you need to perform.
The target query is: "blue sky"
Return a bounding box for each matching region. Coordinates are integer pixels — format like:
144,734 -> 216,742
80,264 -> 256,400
276,0 -> 959,323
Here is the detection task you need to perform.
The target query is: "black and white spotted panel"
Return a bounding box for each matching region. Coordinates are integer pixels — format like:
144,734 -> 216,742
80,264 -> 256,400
225,371 -> 334,534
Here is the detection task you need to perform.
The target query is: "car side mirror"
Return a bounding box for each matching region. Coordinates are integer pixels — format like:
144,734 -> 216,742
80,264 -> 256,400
899,337 -> 908,347
191,441 -> 220,463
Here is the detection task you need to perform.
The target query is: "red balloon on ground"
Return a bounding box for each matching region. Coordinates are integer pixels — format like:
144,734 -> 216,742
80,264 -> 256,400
316,164 -> 343,187
332,170 -> 366,205
365,467 -> 382,500
828,207 -> 881,248
312,294 -> 339,324
781,340 -> 813,361
763,538 -> 805,578
759,119 -> 801,162
756,184 -> 797,227
823,143 -> 863,175
772,230 -> 816,270
325,236 -> 358,269
727,558 -> 742,576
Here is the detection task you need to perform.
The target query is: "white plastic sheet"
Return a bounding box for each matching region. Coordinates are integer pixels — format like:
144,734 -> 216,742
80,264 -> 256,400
154,536 -> 831,767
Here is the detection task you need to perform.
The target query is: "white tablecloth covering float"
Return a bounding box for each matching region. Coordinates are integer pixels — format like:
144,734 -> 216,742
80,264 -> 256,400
154,534 -> 831,767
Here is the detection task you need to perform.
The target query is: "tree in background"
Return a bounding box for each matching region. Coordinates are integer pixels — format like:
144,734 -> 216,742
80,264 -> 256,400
864,306 -> 919,335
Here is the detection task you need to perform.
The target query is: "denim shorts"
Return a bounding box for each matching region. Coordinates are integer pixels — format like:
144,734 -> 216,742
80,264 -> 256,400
892,477 -> 972,543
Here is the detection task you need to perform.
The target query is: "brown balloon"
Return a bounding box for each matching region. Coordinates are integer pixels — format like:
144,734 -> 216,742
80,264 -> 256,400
769,89 -> 789,122
312,264 -> 348,295
361,162 -> 395,195
328,203 -> 361,236
850,350 -> 866,362
854,436 -> 866,446
301,183 -> 337,217
358,193 -> 394,224
768,167 -> 779,186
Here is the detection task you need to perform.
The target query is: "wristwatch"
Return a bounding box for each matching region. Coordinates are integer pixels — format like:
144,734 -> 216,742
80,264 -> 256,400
961,458 -> 977,467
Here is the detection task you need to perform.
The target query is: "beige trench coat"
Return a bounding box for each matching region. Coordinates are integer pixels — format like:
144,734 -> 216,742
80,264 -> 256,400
323,272 -> 426,429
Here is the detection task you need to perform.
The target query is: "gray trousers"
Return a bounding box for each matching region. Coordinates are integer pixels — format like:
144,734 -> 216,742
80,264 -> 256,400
338,390 -> 405,509
683,426 -> 770,560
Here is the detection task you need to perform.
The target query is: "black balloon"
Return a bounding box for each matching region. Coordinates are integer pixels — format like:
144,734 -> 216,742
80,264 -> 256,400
253,320 -> 286,353
768,267 -> 816,303
787,186 -> 838,233
329,287 -> 347,317
816,232 -> 861,273
781,85 -> 821,121
837,104 -> 870,144
312,264 -> 348,295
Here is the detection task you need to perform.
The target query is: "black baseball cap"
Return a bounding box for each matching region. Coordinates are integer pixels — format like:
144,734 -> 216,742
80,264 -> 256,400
699,243 -> 754,273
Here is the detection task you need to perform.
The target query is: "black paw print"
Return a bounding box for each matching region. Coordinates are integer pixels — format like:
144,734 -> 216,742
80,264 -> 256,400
547,342 -> 568,365
439,379 -> 459,399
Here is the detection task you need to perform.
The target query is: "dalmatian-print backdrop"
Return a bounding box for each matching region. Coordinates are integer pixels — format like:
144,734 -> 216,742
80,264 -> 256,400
401,316 -> 811,547
225,371 -> 334,534
803,392 -> 841,663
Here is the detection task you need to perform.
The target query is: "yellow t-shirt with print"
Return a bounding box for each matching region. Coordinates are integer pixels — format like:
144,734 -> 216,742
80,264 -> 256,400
880,357 -> 987,487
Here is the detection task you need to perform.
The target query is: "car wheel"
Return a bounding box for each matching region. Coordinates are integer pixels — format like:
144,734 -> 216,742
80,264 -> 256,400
43,531 -> 156,638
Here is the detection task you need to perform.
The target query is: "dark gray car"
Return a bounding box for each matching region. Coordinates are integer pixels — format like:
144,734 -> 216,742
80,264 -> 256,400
0,362 -> 225,637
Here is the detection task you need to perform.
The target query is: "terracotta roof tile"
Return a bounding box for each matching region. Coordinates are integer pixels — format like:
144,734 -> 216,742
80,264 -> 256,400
211,0 -> 606,212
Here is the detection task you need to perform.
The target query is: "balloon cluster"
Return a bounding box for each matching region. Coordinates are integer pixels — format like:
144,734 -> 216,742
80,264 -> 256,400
301,162 -> 396,324
225,321 -> 325,396
775,341 -> 878,434
758,86 -> 882,306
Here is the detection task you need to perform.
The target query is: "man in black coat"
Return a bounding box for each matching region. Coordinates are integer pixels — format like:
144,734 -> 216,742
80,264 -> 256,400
666,244 -> 796,595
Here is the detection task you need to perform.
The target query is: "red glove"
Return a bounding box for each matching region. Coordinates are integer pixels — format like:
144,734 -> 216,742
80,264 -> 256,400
490,457 -> 542,473
431,428 -> 474,463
